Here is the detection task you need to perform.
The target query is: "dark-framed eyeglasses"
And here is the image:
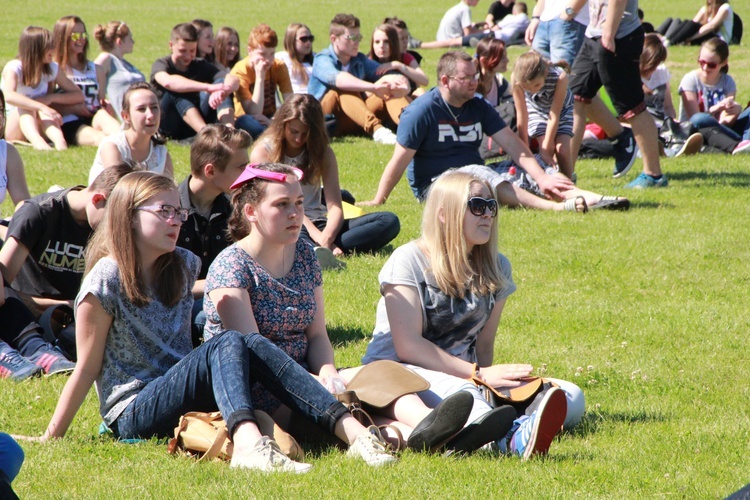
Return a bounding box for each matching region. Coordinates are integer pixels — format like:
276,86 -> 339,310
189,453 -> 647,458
467,197 -> 498,217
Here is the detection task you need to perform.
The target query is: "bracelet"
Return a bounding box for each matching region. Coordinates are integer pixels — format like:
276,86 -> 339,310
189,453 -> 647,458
532,15 -> 541,20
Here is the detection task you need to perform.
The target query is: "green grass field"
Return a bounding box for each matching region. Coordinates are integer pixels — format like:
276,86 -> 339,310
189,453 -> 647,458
2,1 -> 750,497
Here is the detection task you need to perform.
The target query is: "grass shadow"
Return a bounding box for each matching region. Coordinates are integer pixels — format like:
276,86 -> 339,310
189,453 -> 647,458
566,408 -> 669,438
327,325 -> 372,346
666,170 -> 750,187
627,200 -> 674,210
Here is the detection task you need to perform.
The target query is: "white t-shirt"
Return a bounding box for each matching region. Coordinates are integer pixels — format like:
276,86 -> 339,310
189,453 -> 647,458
437,2 -> 474,40
0,60 -> 59,112
275,51 -> 312,94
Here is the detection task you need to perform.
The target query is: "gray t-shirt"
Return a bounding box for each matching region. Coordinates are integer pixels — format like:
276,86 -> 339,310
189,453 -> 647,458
362,242 -> 516,365
76,248 -> 200,426
677,70 -> 737,123
585,0 -> 640,39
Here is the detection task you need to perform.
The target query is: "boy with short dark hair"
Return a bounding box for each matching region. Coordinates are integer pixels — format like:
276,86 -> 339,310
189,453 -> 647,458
0,163 -> 133,379
150,23 -> 239,140
176,124 -> 252,345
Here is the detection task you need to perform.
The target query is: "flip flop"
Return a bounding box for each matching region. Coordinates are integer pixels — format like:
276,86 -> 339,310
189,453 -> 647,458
590,196 -> 630,211
563,195 -> 588,213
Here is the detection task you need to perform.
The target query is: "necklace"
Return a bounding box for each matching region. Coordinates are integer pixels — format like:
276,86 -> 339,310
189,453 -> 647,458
441,96 -> 464,122
242,240 -> 290,279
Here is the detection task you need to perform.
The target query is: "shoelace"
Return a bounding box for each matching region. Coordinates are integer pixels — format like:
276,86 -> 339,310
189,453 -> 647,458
0,350 -> 29,368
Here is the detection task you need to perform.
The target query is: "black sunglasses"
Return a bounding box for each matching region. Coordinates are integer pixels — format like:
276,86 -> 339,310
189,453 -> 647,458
467,197 -> 498,217
297,35 -> 315,43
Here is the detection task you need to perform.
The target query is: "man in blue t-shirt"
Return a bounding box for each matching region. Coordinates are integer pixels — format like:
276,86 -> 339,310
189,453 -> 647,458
363,51 -> 582,210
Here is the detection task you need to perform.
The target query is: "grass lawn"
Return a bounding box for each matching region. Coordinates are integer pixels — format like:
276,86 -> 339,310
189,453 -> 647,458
2,0 -> 750,498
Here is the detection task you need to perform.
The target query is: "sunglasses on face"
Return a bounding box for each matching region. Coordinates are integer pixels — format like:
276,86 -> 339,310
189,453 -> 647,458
70,32 -> 88,42
136,204 -> 189,222
341,34 -> 363,43
297,35 -> 315,43
467,197 -> 498,218
698,58 -> 719,70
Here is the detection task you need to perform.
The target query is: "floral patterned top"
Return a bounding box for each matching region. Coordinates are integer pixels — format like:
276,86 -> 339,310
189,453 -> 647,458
203,240 -> 323,412
204,239 -> 322,355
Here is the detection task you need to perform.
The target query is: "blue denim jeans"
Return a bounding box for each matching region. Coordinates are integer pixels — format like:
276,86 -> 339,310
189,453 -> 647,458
0,433 -> 24,483
532,18 -> 586,67
300,212 -> 400,254
235,114 -> 268,139
112,330 -> 347,440
689,108 -> 750,142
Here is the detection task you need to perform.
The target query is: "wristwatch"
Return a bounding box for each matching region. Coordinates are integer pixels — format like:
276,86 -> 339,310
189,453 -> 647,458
565,6 -> 576,17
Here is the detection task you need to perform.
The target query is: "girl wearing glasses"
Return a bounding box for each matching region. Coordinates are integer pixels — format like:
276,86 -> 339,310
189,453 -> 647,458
363,170 -> 585,459
52,16 -> 121,147
88,82 -> 173,184
679,37 -> 750,154
24,171 -> 402,471
250,94 -> 400,268
276,23 -> 315,95
0,26 -> 83,150
93,21 -> 146,121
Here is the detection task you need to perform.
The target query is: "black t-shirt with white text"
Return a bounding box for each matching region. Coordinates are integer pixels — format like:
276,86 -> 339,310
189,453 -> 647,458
7,187 -> 92,299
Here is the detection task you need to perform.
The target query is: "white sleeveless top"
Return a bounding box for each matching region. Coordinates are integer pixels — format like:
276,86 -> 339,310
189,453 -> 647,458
89,131 -> 167,185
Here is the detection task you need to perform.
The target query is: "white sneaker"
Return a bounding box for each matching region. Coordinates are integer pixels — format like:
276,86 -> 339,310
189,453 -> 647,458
230,436 -> 312,473
346,426 -> 397,467
372,127 -> 397,145
314,246 -> 346,270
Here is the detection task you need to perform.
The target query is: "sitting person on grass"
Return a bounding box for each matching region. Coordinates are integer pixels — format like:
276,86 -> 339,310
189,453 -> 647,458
362,51 -> 629,212
232,24 -> 293,139
0,164 -> 133,380
275,23 -> 315,95
175,124 -> 253,346
250,94 -> 400,270
308,13 -> 409,145
363,169 -> 585,458
15,171 -> 400,472
89,82 -> 173,184
150,23 -> 238,141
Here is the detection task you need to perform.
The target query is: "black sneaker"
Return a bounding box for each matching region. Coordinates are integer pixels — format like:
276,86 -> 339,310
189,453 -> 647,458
611,128 -> 638,178
0,341 -> 43,381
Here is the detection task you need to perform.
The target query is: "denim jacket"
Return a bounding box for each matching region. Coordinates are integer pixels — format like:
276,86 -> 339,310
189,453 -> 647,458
309,45 -> 382,101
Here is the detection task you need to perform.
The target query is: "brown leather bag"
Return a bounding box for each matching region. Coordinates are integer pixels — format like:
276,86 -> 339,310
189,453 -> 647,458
167,410 -> 304,462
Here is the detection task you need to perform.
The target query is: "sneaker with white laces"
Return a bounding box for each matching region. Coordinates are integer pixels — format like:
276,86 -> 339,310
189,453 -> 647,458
231,436 -> 312,473
372,127 -> 398,145
347,426 -> 397,466
26,343 -> 75,376
0,341 -> 43,381
508,387 -> 567,460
